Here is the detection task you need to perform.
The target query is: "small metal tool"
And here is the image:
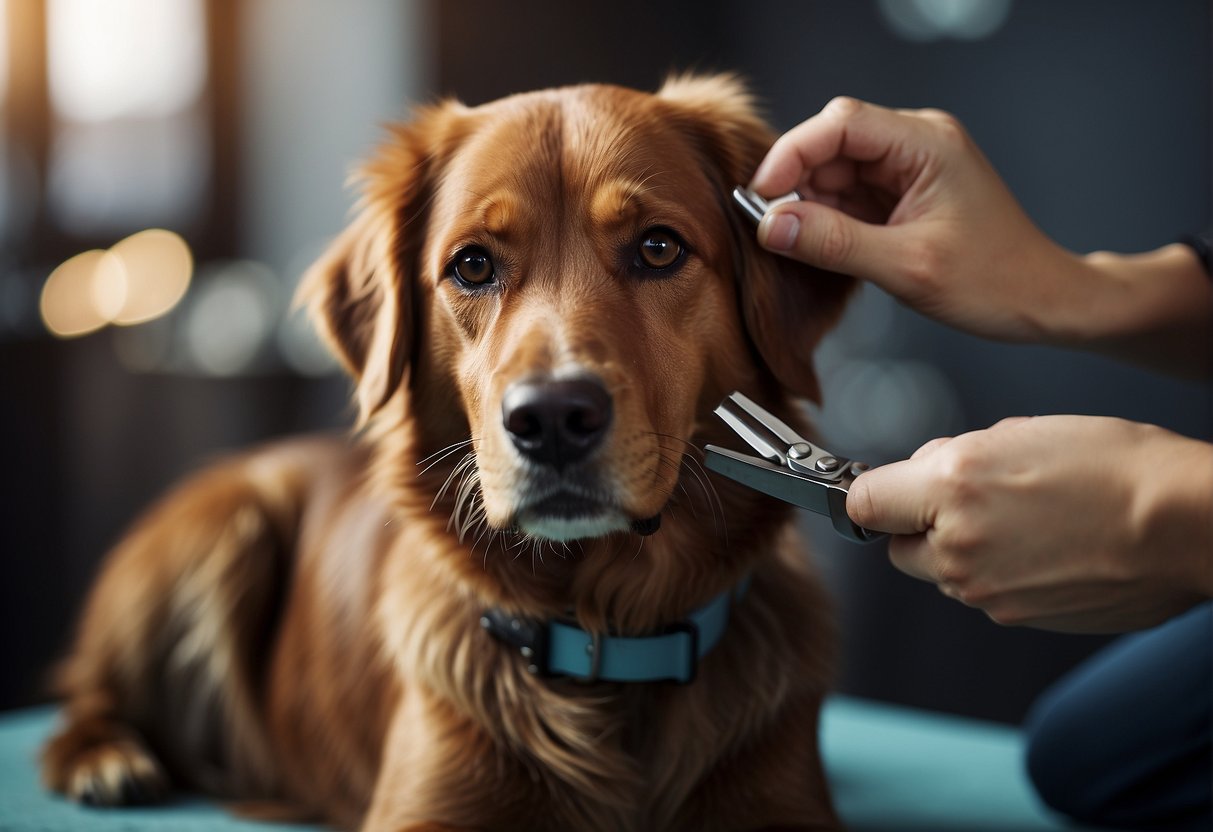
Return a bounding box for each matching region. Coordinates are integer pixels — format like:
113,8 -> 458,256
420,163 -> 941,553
703,391 -> 884,544
732,186 -> 802,226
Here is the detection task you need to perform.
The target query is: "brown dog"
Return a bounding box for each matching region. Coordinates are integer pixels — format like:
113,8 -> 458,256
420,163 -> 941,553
41,75 -> 855,831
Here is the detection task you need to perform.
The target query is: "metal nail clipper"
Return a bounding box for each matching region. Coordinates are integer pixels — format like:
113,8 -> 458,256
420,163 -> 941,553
703,392 -> 883,543
732,185 -> 809,226
700,188 -> 884,544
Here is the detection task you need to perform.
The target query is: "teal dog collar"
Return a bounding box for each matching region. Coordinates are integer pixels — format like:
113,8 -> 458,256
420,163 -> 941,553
480,575 -> 751,684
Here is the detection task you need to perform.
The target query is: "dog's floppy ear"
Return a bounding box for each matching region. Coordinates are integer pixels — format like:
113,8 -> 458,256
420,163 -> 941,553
299,104 -> 465,424
299,208 -> 405,423
658,74 -> 855,403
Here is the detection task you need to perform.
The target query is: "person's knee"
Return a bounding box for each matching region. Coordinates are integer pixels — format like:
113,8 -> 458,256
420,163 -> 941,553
1024,698 -> 1112,823
1024,606 -> 1213,831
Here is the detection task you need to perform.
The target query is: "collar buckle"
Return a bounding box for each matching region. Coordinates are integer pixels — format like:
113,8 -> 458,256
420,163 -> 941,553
479,609 -> 551,677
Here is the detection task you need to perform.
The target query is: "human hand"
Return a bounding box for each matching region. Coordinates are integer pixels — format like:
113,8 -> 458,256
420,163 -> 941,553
749,97 -> 1090,343
845,415 -> 1213,633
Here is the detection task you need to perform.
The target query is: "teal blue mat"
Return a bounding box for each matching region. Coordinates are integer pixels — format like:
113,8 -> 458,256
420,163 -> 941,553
820,698 -> 1100,830
1,698 -> 1095,830
0,707 -> 319,832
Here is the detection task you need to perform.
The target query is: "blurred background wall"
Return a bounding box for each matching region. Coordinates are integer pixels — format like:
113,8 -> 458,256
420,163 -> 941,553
1,0 -> 1208,724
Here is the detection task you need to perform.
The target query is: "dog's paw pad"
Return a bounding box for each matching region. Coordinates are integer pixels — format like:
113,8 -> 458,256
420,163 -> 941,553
67,739 -> 168,806
43,729 -> 169,806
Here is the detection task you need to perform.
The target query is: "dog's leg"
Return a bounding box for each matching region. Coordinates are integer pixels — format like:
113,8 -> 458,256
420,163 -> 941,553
39,697 -> 169,806
677,694 -> 841,832
361,696 -> 497,832
42,461 -> 292,806
361,692 -> 578,832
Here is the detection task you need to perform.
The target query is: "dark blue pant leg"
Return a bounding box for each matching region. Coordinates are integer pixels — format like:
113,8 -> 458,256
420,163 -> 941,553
1024,603 -> 1212,831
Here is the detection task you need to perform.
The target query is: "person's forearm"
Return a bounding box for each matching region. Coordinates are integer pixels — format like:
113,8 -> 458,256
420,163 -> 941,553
1048,244 -> 1212,378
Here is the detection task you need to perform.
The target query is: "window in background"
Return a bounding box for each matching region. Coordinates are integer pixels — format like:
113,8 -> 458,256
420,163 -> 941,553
0,0 -> 18,250
46,0 -> 209,236
0,0 -> 10,247
0,0 -> 7,106
0,0 -> 36,336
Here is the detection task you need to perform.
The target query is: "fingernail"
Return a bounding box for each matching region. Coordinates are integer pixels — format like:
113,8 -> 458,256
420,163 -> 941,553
761,212 -> 800,251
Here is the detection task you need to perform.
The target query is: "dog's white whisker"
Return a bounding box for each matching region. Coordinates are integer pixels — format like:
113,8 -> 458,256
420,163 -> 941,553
477,527 -> 502,571
460,498 -> 486,543
442,474 -> 468,529
416,437 -> 473,466
678,450 -> 726,543
469,511 -> 495,566
452,470 -> 483,541
673,479 -> 698,517
446,457 -> 482,536
508,531 -> 536,560
646,431 -> 721,527
432,452 -> 477,511
417,438 -> 476,476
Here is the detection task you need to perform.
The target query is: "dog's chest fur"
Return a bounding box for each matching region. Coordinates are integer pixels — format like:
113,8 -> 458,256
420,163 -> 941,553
361,487 -> 824,830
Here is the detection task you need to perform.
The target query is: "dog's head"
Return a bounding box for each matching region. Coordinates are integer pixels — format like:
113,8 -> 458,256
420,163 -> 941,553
303,75 -> 853,550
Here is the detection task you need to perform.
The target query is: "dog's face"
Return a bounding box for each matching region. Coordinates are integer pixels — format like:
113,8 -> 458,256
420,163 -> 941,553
420,86 -> 759,543
304,76 -> 853,546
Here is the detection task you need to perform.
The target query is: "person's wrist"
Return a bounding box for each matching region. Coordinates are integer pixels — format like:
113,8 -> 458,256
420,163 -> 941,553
1074,244 -> 1210,339
1004,242 -> 1111,346
1130,427 -> 1213,599
1018,244 -> 1107,346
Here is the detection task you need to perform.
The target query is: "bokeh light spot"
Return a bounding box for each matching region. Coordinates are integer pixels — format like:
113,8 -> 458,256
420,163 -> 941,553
110,228 -> 193,325
41,250 -> 126,338
184,261 -> 278,376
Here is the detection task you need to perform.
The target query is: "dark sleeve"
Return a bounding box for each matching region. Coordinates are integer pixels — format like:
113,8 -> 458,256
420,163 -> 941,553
1178,232 -> 1212,277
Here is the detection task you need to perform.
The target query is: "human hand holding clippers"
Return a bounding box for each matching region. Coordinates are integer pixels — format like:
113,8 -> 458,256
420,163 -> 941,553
710,185 -> 1213,633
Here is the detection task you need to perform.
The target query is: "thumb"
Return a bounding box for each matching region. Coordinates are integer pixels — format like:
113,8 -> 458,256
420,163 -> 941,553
845,457 -> 933,536
758,201 -> 901,285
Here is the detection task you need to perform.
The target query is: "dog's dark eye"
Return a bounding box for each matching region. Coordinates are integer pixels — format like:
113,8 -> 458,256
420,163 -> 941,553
636,228 -> 685,271
450,247 -> 496,288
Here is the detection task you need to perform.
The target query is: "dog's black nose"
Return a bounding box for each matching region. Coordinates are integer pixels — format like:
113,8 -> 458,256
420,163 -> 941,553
502,378 -> 613,469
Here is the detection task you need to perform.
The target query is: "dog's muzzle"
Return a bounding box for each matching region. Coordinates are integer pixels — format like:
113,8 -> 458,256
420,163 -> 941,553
501,377 -> 612,471
499,376 -> 663,541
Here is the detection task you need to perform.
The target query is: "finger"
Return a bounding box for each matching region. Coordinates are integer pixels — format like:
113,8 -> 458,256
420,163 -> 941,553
836,184 -> 899,225
886,532 -> 935,582
990,415 -> 1033,431
801,181 -> 896,226
807,158 -> 861,196
750,97 -> 928,196
807,163 -> 901,225
844,457 -> 934,535
757,199 -> 915,285
911,436 -> 953,460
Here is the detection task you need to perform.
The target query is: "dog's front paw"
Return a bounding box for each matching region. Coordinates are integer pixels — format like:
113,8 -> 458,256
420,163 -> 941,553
41,720 -> 169,806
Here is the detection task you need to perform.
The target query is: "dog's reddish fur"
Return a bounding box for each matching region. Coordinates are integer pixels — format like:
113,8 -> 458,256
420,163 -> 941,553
41,76 -> 855,831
